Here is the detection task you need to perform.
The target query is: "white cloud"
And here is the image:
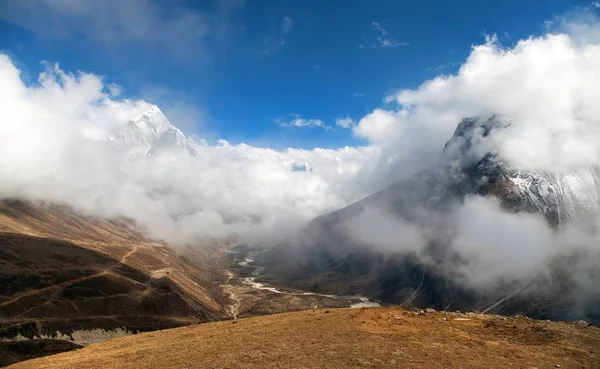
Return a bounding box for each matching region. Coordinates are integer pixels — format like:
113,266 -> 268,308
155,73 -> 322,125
371,22 -> 388,35
6,13 -> 598,246
281,16 -> 294,33
0,0 -> 236,60
374,37 -> 409,48
425,62 -> 459,71
259,16 -> 294,55
107,83 -> 122,97
593,2 -> 600,8
354,109 -> 401,143
139,85 -> 206,136
353,93 -> 364,97
354,14 -> 600,185
277,115 -> 328,129
335,116 -> 355,129
0,55 -> 379,244
450,196 -> 559,287
369,21 -> 409,48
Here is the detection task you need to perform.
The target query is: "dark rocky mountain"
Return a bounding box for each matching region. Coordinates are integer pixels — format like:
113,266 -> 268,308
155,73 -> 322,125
262,115 -> 600,324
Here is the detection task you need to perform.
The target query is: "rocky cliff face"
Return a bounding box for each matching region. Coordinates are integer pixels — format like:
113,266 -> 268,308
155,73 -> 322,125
262,115 -> 600,324
445,116 -> 600,229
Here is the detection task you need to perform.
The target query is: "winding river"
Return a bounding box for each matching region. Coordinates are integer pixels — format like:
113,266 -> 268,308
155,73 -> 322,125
238,251 -> 380,308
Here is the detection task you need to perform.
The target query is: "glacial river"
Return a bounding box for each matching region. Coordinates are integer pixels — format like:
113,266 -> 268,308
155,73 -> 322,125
238,251 -> 380,308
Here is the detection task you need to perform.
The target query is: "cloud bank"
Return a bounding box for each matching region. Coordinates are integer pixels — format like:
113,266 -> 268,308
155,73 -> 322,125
354,13 -> 600,189
0,56 -> 378,244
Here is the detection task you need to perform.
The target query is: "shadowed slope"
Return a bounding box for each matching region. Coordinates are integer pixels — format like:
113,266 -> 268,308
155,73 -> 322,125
262,116 -> 600,323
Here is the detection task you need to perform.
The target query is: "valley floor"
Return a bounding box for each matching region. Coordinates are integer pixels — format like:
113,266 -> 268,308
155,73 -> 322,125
8,306 -> 600,369
218,248 -> 379,319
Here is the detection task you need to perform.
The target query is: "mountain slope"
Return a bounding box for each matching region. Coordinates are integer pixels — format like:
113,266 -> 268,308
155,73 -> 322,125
8,307 -> 600,369
0,340 -> 82,367
0,199 -> 229,343
262,115 -> 600,323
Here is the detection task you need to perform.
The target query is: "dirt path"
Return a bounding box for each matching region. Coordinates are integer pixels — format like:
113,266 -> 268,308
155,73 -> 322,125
2,246 -> 141,316
214,252 -> 241,319
1,271 -> 109,310
221,270 -> 241,319
119,246 -> 139,265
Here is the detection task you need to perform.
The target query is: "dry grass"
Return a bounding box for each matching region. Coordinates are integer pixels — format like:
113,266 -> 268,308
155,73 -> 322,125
0,199 -> 231,342
9,306 -> 600,369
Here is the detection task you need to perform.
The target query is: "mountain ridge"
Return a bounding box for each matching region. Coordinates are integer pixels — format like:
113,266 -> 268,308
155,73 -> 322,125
261,115 -> 600,324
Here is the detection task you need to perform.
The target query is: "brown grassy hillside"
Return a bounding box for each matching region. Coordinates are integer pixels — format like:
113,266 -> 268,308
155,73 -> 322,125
0,199 -> 230,341
10,306 -> 600,369
0,339 -> 81,367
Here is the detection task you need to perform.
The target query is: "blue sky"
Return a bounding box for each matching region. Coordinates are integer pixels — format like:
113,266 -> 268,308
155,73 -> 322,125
0,0 -> 590,149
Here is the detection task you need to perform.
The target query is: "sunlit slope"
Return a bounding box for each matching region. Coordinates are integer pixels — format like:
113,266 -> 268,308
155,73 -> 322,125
0,199 -> 228,340
9,306 -> 600,369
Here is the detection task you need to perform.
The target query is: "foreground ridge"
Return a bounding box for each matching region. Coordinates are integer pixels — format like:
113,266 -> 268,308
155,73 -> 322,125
9,306 -> 600,369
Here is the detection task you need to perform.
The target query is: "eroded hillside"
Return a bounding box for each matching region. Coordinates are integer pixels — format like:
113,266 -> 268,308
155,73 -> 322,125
0,199 -> 230,343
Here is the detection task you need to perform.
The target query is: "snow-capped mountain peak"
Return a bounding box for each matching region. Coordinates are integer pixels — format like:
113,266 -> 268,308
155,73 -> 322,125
128,105 -> 173,136
111,105 -> 197,157
443,115 -> 600,228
